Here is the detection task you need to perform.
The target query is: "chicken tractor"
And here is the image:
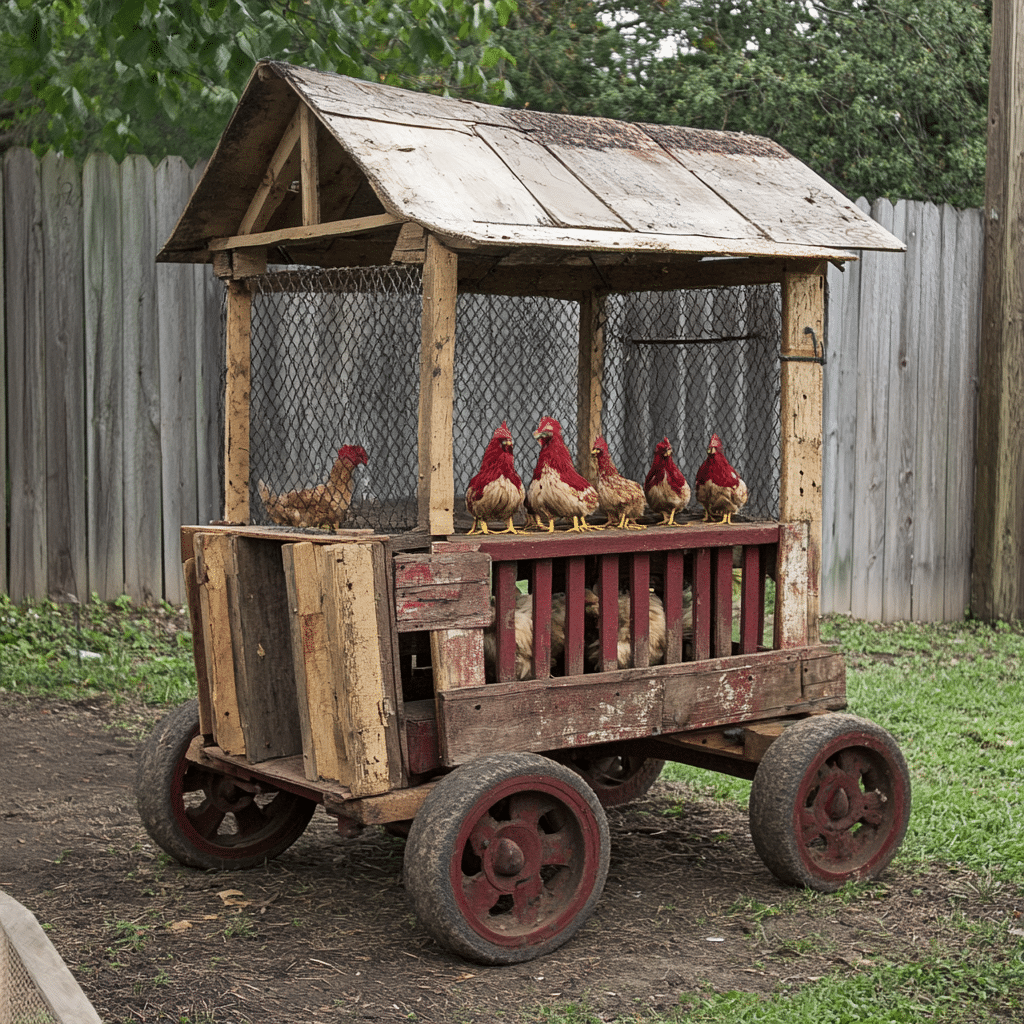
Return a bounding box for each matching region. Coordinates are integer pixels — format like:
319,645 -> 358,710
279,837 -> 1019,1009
136,61 -> 911,965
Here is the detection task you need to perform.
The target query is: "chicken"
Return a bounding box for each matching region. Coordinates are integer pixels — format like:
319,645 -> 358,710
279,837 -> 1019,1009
528,416 -> 600,532
257,444 -> 368,529
466,421 -> 525,535
583,588 -> 671,670
591,436 -> 646,530
644,437 -> 691,526
483,592 -> 567,682
695,433 -> 748,524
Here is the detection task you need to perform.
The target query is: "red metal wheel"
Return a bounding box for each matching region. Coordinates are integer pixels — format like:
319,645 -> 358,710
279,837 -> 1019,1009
553,751 -> 665,808
404,753 -> 609,964
135,699 -> 316,870
749,714 -> 911,892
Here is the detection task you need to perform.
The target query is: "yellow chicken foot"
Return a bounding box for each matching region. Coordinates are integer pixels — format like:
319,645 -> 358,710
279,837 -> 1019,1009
619,515 -> 646,530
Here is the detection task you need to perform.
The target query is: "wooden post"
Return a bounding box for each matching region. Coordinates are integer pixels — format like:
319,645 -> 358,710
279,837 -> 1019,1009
299,105 -> 320,227
417,233 -> 457,535
577,291 -> 606,481
224,280 -> 251,523
972,0 -> 1024,621
779,265 -> 825,644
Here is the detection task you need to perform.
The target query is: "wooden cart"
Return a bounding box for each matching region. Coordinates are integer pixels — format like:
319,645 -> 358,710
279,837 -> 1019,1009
137,61 -> 911,965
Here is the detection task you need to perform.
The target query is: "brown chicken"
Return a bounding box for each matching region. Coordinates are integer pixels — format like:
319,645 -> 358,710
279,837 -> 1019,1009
591,436 -> 646,529
528,416 -> 599,532
583,587 -> 673,670
257,444 -> 368,529
466,421 -> 525,535
695,433 -> 748,524
483,592 -> 566,682
644,437 -> 691,526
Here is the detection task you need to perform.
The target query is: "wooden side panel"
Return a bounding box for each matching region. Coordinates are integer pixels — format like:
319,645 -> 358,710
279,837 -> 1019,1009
369,540 -> 405,791
193,533 -> 245,754
323,543 -> 392,797
430,628 -> 487,696
283,541 -> 340,781
229,537 -> 302,761
182,555 -> 214,735
437,675 -> 665,765
393,551 -> 491,631
774,523 -> 809,649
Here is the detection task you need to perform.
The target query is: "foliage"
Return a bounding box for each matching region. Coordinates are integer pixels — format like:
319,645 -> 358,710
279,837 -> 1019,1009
0,593 -> 196,704
0,0 -> 517,162
498,0 -> 991,207
664,615 -> 1024,882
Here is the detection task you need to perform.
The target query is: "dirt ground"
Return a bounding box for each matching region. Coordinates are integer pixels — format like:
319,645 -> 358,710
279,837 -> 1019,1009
0,693 -> 1018,1024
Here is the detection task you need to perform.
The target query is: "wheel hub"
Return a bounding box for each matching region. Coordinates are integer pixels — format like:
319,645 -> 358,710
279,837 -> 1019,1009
482,826 -> 539,891
492,837 -> 526,876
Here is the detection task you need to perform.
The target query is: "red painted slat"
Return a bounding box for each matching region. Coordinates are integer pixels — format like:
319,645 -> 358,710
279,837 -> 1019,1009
630,553 -> 650,668
494,560 -> 518,683
740,545 -> 761,653
712,547 -> 734,657
662,548 -> 686,664
599,554 -> 619,671
532,558 -> 553,679
564,556 -> 586,677
692,548 -> 711,661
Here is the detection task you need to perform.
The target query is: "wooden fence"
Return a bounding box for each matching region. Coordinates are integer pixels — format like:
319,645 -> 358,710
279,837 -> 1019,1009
0,149 -> 982,620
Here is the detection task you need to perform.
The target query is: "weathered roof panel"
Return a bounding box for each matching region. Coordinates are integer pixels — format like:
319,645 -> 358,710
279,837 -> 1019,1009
157,60 -> 905,264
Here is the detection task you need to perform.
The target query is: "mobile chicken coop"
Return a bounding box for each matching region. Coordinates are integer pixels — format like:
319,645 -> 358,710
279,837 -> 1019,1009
138,60 -> 910,965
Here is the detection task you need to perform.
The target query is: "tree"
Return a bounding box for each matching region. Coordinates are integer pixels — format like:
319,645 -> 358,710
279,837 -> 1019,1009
498,0 -> 991,207
0,0 -> 517,162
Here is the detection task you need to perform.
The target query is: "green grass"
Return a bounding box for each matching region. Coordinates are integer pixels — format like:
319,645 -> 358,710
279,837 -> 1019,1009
0,593 -> 197,705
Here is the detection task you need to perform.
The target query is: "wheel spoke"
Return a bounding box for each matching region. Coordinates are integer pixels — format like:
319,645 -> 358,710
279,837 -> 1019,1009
510,875 -> 543,926
835,749 -> 869,782
507,792 -> 554,831
853,789 -> 886,827
462,872 -> 502,918
467,814 -> 500,856
798,806 -> 824,846
233,800 -> 269,837
540,828 -> 575,866
187,799 -> 227,839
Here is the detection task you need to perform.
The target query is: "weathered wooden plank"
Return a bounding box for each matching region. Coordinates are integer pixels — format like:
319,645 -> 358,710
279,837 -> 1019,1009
369,540 -> 406,790
4,148 -> 47,602
780,265 -> 826,640
121,154 -> 163,604
564,556 -> 587,677
437,674 -> 665,765
531,559 -> 554,679
739,544 -> 762,653
300,104 -> 320,226
224,280 -> 251,523
493,560 -> 519,683
193,532 -> 245,754
908,202 -> 946,621
237,101 -> 302,236
0,159 -> 5,595
774,522 -> 808,648
417,233 -> 457,534
182,555 -> 214,735
323,542 -> 393,796
691,547 -> 711,662
880,200 -> 915,622
156,156 -> 201,606
83,152 -> 125,600
711,546 -> 733,657
851,200 -> 903,620
212,212 -> 403,252
393,551 -> 491,630
229,536 -> 303,762
945,208 -> 984,620
577,291 -> 606,483
40,151 -> 87,603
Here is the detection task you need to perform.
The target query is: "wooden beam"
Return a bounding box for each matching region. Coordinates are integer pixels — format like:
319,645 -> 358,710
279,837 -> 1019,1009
577,291 -> 606,482
210,213 -> 404,253
972,0 -> 1024,621
237,103 -> 302,236
417,233 -> 457,535
224,280 -> 251,524
779,266 -> 825,642
299,104 -> 320,227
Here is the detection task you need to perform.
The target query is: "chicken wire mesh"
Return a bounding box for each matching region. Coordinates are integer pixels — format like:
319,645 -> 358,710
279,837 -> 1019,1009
0,929 -> 58,1023
245,267 -> 780,533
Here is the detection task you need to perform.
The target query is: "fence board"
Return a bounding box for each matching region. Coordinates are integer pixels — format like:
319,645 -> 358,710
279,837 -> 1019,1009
156,156 -> 200,606
84,152 -> 125,600
0,162 -> 6,596
41,152 -> 87,603
4,149 -> 47,603
945,209 -> 984,620
121,155 -> 164,604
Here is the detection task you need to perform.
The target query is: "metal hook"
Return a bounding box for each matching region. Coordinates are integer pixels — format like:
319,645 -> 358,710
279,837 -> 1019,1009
780,327 -> 827,365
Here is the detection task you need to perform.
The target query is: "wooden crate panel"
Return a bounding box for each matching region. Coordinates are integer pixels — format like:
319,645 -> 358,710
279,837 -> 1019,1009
436,676 -> 665,765
393,550 -> 491,631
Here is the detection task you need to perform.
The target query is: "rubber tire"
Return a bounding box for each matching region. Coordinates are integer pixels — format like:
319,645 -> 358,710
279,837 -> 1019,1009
749,713 -> 911,892
404,752 -> 610,965
553,752 -> 665,808
135,698 -> 316,870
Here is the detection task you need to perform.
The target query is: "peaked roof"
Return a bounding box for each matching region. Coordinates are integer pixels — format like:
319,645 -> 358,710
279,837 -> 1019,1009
158,60 -> 904,271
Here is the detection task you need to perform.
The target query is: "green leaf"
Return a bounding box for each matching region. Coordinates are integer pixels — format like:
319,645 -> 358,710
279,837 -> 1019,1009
111,0 -> 145,36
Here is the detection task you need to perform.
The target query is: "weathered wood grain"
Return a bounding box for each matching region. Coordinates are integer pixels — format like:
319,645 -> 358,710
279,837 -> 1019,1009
41,151 -> 87,603
224,280 -> 251,523
0,161 -> 5,595
121,154 -> 163,605
83,152 -> 125,600
4,148 -> 47,602
393,550 -> 491,631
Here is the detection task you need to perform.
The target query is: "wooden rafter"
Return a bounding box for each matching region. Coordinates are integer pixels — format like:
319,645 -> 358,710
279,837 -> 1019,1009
237,104 -> 303,237
210,213 -> 404,253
